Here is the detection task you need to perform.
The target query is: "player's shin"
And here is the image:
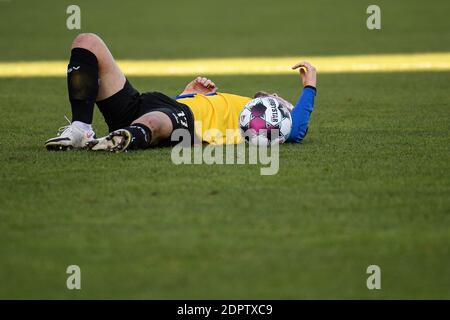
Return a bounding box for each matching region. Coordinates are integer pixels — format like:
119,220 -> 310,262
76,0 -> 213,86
122,123 -> 153,150
87,123 -> 153,152
67,48 -> 99,126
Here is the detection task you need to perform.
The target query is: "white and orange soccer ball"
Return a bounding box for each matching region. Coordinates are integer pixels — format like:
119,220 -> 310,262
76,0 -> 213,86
239,96 -> 292,145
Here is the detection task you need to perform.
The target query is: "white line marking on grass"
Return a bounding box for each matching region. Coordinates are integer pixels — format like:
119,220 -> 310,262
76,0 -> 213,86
0,53 -> 449,77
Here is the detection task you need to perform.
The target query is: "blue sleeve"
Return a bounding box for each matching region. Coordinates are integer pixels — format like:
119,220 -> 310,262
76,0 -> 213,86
174,93 -> 196,100
286,86 -> 317,143
174,93 -> 217,100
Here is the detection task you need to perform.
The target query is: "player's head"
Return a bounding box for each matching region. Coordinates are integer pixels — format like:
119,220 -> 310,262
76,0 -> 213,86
253,91 -> 293,111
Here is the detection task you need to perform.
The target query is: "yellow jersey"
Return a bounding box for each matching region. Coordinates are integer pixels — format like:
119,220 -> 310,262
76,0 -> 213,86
177,92 -> 251,144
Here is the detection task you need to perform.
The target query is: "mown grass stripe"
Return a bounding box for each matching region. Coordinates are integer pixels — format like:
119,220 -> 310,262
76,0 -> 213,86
0,53 -> 449,77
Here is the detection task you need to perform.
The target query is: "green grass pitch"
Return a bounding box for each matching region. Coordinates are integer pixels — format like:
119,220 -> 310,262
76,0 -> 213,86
0,0 -> 449,298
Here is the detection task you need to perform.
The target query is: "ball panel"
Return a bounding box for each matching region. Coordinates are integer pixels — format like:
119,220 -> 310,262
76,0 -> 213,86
239,108 -> 252,131
249,117 -> 267,133
250,103 -> 267,118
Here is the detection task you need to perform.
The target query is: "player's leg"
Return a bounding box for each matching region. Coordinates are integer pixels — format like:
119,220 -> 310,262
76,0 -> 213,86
70,33 -> 126,102
45,33 -> 126,150
87,111 -> 174,152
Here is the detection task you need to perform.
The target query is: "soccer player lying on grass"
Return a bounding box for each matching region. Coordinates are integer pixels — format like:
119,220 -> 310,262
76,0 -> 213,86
45,33 -> 317,151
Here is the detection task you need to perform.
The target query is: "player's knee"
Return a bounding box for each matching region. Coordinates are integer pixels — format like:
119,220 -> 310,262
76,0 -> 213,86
71,33 -> 103,51
136,116 -> 161,135
132,112 -> 171,144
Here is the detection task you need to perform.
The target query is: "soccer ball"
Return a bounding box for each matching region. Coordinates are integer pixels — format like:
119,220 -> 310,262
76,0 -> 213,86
239,96 -> 292,145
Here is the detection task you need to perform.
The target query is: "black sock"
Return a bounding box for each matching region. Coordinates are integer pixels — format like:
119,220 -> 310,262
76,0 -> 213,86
122,123 -> 153,150
67,48 -> 99,124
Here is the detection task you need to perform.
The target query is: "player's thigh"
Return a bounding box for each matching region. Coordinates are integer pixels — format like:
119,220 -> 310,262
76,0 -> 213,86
71,33 -> 126,101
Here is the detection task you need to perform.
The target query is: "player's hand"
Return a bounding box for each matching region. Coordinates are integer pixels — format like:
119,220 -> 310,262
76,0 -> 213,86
180,76 -> 218,95
292,61 -> 317,88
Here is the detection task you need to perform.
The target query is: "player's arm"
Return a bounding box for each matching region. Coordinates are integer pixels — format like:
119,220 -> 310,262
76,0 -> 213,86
178,76 -> 218,97
286,61 -> 317,143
